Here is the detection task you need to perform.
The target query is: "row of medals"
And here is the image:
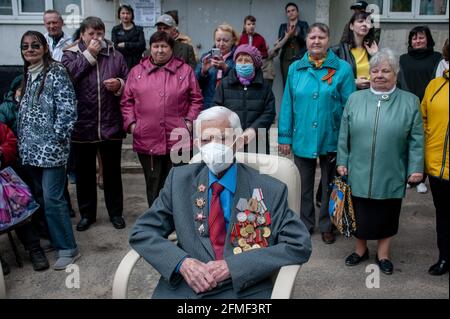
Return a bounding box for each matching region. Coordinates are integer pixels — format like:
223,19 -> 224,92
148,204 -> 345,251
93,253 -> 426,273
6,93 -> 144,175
232,197 -> 271,255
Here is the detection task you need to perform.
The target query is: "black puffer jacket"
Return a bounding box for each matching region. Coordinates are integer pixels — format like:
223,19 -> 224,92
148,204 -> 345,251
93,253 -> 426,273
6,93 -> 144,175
214,69 -> 276,153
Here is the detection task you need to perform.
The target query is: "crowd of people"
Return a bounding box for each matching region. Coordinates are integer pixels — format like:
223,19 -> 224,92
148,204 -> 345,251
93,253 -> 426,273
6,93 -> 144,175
0,0 -> 448,297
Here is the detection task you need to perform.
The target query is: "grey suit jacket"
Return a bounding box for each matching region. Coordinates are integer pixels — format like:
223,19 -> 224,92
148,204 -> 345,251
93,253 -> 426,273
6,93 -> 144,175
129,163 -> 312,299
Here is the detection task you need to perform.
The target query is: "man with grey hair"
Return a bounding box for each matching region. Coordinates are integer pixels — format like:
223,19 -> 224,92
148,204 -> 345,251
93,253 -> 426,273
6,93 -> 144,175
43,9 -> 73,62
130,106 -> 311,298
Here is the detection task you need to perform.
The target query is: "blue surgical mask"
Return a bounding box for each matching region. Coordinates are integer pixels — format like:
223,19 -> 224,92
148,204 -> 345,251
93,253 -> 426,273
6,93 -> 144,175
235,63 -> 254,78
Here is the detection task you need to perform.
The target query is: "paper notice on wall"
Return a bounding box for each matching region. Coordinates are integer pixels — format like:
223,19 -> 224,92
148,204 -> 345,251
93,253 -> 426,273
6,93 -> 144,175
128,0 -> 161,27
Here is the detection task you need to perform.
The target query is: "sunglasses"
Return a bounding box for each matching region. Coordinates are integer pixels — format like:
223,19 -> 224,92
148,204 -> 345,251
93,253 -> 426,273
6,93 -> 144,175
21,43 -> 42,51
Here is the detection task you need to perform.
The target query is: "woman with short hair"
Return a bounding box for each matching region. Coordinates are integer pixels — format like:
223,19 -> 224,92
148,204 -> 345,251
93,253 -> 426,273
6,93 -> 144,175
111,4 -> 146,70
278,23 -> 356,244
337,49 -> 424,275
121,31 -> 202,207
62,16 -> 129,232
398,26 -> 442,194
195,24 -> 239,108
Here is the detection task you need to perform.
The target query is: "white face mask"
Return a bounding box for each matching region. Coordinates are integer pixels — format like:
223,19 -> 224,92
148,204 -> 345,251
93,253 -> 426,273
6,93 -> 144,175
200,142 -> 235,176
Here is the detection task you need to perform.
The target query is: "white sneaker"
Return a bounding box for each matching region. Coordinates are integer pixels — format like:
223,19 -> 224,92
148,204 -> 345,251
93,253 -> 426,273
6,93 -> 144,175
416,182 -> 428,194
406,183 -> 411,189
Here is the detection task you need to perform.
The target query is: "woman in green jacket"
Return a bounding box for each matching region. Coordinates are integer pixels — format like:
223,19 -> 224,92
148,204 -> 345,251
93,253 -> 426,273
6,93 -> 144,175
279,23 -> 355,244
337,48 -> 424,275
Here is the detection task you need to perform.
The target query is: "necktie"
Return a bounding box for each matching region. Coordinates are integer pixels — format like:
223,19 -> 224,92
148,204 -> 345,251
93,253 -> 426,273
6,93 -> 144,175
209,182 -> 226,260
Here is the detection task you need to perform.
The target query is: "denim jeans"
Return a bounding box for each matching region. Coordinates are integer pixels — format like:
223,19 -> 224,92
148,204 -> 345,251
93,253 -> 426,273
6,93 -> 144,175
26,166 -> 78,257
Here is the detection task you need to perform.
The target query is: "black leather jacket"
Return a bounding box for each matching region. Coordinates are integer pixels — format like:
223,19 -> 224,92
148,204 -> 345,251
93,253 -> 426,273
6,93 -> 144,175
331,42 -> 358,78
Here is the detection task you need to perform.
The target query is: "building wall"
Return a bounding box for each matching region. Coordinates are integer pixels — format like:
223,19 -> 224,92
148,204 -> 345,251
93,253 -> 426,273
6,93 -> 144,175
160,0 -> 322,114
329,0 -> 449,54
2,0 -> 447,105
0,0 -> 117,66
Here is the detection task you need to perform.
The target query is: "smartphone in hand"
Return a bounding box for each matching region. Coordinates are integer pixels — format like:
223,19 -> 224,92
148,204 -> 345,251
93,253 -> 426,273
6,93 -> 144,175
211,48 -> 221,59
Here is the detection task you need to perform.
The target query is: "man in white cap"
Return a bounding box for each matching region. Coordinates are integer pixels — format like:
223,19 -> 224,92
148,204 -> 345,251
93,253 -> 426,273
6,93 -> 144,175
153,14 -> 197,69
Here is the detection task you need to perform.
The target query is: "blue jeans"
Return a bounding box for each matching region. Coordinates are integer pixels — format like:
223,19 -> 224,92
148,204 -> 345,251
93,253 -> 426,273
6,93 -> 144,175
26,166 -> 78,257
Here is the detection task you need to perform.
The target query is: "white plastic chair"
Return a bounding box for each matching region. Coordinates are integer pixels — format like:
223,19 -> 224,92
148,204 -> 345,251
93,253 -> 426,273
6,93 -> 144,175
113,153 -> 301,299
0,262 -> 5,299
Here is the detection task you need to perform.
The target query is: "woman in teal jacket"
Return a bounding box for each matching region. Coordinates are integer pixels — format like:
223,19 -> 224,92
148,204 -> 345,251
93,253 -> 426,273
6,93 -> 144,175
337,49 -> 424,275
278,23 -> 355,243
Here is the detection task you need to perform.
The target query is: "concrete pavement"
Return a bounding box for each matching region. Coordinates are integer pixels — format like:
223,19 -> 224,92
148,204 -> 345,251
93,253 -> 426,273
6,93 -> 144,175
0,171 -> 448,299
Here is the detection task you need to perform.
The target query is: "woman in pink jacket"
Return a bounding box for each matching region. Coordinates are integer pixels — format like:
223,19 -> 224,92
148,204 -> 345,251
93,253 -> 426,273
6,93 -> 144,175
121,31 -> 203,207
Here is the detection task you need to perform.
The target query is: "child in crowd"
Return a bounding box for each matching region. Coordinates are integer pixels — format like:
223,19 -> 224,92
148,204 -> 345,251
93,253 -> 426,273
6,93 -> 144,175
238,15 -> 268,58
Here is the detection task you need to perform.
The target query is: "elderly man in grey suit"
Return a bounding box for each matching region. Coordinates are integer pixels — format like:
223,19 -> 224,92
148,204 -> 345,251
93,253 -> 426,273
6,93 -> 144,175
129,106 -> 312,299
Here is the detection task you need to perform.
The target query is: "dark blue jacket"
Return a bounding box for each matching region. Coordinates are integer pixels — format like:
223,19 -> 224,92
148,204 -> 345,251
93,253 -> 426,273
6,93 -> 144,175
195,47 -> 236,108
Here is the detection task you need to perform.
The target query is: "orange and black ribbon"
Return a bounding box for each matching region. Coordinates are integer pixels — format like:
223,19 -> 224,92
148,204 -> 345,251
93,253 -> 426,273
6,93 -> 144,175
322,68 -> 336,85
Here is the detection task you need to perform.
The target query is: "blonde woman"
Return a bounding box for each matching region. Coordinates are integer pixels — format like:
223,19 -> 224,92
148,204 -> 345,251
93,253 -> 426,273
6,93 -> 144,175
195,23 -> 239,108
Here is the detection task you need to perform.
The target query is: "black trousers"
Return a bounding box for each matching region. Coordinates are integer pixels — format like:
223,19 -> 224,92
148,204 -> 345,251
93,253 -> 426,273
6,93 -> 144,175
15,222 -> 41,251
429,176 -> 449,261
12,163 -> 50,239
294,154 -> 336,233
73,140 -> 123,220
138,154 -> 173,208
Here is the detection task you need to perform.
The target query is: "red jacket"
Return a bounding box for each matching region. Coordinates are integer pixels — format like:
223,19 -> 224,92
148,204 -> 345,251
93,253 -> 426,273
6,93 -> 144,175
0,122 -> 17,168
239,33 -> 268,58
121,57 -> 203,155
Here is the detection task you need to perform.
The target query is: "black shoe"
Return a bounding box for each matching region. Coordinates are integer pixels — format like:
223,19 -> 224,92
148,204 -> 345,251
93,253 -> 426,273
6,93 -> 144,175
29,248 -> 50,271
315,201 -> 321,208
110,216 -> 126,229
428,260 -> 449,276
321,232 -> 336,244
376,255 -> 394,275
76,218 -> 95,231
345,249 -> 369,266
40,240 -> 55,253
1,255 -> 10,276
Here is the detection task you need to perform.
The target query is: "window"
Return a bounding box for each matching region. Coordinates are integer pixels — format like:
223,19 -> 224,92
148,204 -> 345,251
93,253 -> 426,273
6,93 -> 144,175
20,0 -> 45,13
366,0 -> 449,21
0,0 -> 12,15
391,0 -> 412,12
0,0 -> 83,22
419,0 -> 448,15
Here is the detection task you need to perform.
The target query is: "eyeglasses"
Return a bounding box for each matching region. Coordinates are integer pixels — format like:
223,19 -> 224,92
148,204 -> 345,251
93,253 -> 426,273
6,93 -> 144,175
20,43 -> 42,51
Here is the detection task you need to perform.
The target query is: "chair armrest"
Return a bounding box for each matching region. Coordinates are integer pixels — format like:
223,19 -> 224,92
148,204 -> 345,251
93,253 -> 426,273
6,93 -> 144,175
0,265 -> 5,299
270,265 -> 301,299
112,249 -> 142,299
